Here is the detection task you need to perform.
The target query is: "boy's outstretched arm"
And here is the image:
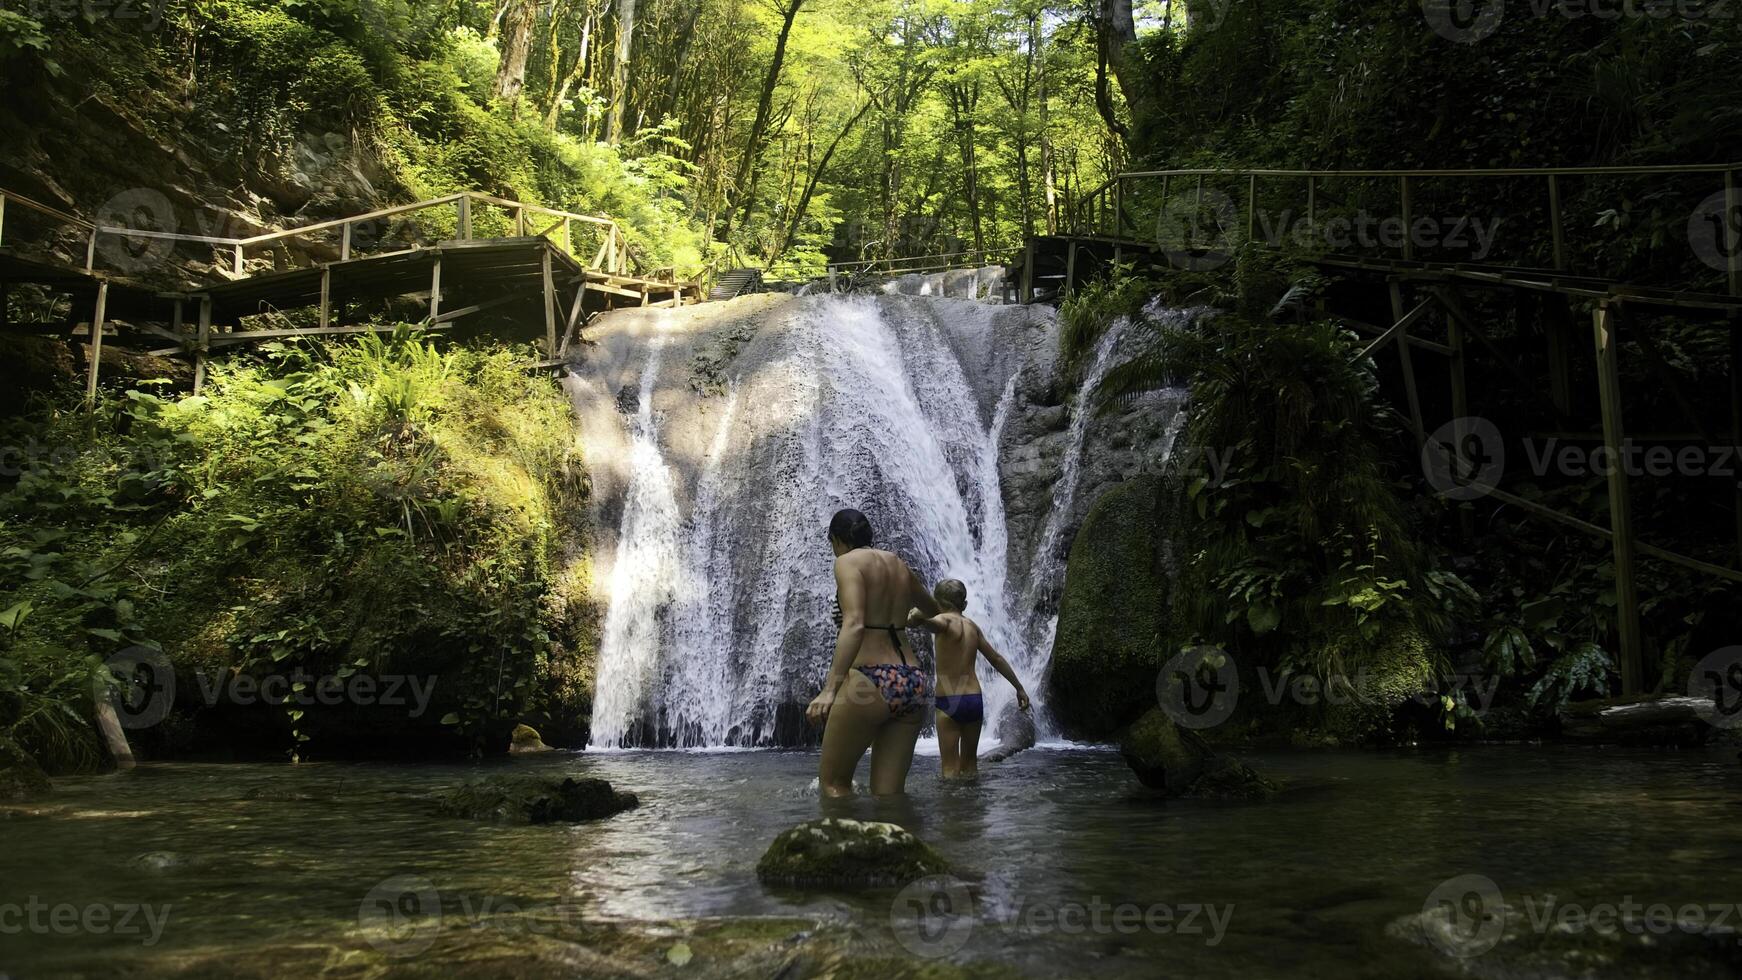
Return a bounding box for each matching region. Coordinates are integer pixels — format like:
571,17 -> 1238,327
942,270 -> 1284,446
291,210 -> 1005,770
977,635 -> 1031,710
906,608 -> 949,634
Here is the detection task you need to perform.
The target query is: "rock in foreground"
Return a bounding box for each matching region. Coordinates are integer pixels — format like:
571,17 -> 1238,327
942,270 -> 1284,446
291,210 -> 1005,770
757,818 -> 949,888
1120,708 -> 1276,800
0,747 -> 50,802
436,775 -> 637,824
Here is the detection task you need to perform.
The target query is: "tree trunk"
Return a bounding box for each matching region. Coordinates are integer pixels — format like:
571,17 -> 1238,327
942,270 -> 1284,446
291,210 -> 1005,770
606,0 -> 637,144
546,11 -> 596,130
1094,0 -> 1132,140
729,0 -> 805,232
491,0 -> 538,102
771,99 -> 872,263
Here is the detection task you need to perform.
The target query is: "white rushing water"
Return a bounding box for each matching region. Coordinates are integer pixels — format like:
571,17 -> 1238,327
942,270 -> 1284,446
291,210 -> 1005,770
584,294 -> 1150,748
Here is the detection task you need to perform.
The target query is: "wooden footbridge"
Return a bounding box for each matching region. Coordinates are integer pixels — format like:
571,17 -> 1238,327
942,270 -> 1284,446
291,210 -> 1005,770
1037,161 -> 1742,700
0,188 -> 702,394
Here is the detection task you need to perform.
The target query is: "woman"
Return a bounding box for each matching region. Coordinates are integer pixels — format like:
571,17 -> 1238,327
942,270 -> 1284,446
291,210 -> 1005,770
806,508 -> 940,797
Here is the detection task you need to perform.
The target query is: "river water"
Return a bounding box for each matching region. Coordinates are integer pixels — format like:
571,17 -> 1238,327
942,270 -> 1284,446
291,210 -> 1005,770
4,745 -> 1738,977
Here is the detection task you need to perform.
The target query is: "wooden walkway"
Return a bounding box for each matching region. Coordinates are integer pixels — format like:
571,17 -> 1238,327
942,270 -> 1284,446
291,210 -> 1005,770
0,188 -> 703,394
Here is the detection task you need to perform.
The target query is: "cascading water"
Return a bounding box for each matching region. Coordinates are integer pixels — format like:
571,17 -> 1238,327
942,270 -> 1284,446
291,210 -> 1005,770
576,292 -> 1165,749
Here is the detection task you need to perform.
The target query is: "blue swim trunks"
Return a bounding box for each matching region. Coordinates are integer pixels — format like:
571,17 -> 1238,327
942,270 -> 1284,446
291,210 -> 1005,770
935,693 -> 984,725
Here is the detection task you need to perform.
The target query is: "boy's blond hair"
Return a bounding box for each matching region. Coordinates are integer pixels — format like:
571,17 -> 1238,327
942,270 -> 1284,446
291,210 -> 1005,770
934,579 -> 968,612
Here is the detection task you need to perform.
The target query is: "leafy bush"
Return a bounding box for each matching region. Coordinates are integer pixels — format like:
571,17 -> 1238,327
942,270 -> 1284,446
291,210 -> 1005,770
0,331 -> 594,768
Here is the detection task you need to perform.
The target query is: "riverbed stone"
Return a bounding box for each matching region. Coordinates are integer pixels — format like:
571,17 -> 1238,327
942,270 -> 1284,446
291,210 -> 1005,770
756,818 -> 949,888
436,775 -> 637,824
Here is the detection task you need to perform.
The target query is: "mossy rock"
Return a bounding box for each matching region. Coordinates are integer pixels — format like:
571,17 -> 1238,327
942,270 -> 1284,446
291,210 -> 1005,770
1050,477 -> 1173,738
1318,620 -> 1438,744
1119,708 -> 1276,799
1119,707 -> 1209,792
509,724 -> 553,754
756,818 -> 949,888
0,747 -> 51,802
435,775 -> 637,824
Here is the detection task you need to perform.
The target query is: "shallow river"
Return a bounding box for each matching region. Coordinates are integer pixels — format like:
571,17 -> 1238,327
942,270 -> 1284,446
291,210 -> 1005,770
3,744 -> 1739,978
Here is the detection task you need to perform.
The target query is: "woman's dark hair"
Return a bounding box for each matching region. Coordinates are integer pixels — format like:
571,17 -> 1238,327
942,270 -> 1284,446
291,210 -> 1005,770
828,508 -> 874,549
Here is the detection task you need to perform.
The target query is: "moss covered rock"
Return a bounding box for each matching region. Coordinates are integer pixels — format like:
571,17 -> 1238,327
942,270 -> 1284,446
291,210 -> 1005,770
436,775 -> 636,824
756,818 -> 949,888
508,724 -> 553,754
1119,708 -> 1276,799
1318,621 -> 1438,744
1050,477 -> 1173,738
0,747 -> 52,801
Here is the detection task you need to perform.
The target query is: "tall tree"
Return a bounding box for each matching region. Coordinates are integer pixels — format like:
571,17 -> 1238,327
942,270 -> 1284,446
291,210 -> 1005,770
729,0 -> 807,231
492,0 -> 539,101
606,0 -> 637,143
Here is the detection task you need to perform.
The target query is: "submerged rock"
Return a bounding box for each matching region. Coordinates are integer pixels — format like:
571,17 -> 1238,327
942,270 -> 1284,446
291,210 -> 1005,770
509,724 -> 554,754
1119,708 -> 1275,800
756,818 -> 949,888
436,775 -> 637,824
0,748 -> 51,802
980,704 -> 1036,764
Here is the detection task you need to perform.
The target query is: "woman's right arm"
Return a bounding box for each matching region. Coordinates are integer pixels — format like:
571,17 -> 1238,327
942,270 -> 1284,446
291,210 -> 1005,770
907,563 -> 940,618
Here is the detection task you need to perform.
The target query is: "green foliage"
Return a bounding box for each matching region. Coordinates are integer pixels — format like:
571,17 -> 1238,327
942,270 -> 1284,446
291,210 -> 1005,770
0,331 -> 594,766
1058,265 -> 1152,371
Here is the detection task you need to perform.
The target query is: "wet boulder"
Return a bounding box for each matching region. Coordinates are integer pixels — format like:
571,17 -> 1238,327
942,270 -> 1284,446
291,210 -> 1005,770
1120,708 -> 1275,800
509,724 -> 554,754
436,775 -> 637,824
757,818 -> 949,888
0,747 -> 51,802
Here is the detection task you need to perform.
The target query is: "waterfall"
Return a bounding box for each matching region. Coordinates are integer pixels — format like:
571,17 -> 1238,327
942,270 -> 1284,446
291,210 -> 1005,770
579,293 -> 1150,749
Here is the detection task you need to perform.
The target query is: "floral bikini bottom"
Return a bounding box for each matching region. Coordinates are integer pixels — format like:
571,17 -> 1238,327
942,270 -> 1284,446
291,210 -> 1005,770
856,663 -> 932,717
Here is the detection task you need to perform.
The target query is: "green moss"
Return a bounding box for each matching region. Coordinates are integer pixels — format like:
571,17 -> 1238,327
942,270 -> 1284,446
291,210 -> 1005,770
0,745 -> 51,801
1118,707 -> 1206,791
1049,477 -> 1175,738
756,818 -> 949,889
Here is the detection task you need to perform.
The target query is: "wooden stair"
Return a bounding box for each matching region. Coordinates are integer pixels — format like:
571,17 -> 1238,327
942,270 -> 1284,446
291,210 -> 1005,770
710,268 -> 763,301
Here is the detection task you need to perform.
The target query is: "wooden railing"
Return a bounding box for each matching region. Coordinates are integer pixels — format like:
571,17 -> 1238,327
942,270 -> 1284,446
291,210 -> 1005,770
1068,162 -> 1742,295
0,188 -> 637,279
825,246 -> 1021,279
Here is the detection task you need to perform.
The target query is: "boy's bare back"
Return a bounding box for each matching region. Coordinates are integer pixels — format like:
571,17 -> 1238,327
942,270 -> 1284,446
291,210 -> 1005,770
930,611 -> 984,697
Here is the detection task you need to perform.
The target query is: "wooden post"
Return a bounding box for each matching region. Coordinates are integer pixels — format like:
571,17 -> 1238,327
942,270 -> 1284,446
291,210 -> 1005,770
1195,175 -> 1204,211
562,218 -> 572,255
457,196 -> 473,240
341,221 -> 352,261
560,280 -> 587,356
1065,240 -> 1078,297
86,228 -> 99,271
514,206 -> 526,237
1726,169 -> 1740,297
233,244 -> 244,276
1246,173 -> 1257,243
85,281 -> 109,401
1544,295 -> 1576,418
1444,287 -> 1475,540
541,248 -> 558,357
1593,301 -> 1643,695
191,297 -> 212,394
1114,176 -> 1126,237
1389,281 -> 1426,446
1399,176 -> 1414,261
1160,174 -> 1171,230
0,192 -> 7,246
318,266 -> 332,329
1021,242 -> 1034,303
1547,174 -> 1566,271
1730,319 -> 1742,565
429,254 -> 442,321
193,296 -> 212,395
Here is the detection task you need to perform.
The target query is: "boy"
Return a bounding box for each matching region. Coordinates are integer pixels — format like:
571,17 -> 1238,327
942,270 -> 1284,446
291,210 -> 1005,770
907,580 -> 1030,779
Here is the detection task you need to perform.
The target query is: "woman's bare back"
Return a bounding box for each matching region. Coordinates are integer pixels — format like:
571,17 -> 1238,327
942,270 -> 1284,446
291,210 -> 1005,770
835,548 -> 928,666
